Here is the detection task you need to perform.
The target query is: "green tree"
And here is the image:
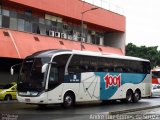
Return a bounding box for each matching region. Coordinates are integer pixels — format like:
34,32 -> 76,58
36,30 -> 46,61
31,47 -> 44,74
126,43 -> 160,68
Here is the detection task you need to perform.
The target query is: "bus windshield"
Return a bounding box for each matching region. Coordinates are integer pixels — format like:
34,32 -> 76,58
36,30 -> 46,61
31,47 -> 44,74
17,57 -> 50,93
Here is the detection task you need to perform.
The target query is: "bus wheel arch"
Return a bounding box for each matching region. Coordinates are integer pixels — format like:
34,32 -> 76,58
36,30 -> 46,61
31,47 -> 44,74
62,90 -> 75,108
133,89 -> 141,103
125,89 -> 133,103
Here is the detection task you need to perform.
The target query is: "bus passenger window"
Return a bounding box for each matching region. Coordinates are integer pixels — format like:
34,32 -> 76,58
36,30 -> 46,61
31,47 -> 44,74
49,66 -> 58,83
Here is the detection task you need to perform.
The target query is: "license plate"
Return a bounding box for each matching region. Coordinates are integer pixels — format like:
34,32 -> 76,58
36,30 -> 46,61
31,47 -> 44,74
25,98 -> 30,102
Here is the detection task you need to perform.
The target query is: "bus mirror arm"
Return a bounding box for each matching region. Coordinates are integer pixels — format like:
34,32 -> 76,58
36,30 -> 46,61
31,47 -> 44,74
42,62 -> 57,73
10,63 -> 22,75
48,62 -> 57,64
42,64 -> 48,73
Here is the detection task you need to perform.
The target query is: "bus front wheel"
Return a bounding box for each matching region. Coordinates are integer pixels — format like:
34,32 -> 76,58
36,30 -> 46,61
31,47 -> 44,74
63,92 -> 75,108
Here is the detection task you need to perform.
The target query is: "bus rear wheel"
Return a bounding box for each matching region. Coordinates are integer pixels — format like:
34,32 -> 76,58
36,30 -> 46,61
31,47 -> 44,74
133,90 -> 141,103
63,92 -> 75,108
125,90 -> 133,103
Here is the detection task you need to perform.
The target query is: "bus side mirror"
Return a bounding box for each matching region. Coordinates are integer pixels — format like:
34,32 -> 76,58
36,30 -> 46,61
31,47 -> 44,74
11,67 -> 14,75
42,64 -> 48,73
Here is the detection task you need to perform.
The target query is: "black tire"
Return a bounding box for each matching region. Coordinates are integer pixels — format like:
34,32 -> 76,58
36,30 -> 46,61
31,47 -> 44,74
63,93 -> 75,108
4,95 -> 12,101
133,91 -> 141,103
125,90 -> 133,103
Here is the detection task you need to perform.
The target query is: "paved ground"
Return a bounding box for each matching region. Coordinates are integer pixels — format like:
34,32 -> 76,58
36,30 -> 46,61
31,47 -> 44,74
1,98 -> 160,120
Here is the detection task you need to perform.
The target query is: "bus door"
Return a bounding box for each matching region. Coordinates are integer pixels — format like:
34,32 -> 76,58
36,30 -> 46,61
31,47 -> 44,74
47,64 -> 63,103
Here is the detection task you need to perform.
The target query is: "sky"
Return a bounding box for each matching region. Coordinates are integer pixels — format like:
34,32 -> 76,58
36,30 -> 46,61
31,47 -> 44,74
84,0 -> 160,49
110,0 -> 160,49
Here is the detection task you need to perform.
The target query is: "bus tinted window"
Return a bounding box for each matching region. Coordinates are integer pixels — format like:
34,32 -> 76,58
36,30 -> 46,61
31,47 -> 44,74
68,55 -> 150,74
52,54 -> 71,82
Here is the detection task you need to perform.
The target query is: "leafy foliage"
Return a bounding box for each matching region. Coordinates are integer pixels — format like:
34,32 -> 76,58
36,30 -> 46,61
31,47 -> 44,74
126,43 -> 160,68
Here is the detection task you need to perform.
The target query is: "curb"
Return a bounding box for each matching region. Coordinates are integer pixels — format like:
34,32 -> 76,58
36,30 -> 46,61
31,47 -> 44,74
107,105 -> 160,115
0,100 -> 18,104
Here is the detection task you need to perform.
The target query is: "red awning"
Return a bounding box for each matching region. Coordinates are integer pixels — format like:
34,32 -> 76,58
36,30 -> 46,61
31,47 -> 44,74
0,29 -> 123,59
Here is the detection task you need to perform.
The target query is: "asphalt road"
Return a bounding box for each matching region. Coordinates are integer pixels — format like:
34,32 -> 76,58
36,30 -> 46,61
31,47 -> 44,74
1,98 -> 160,120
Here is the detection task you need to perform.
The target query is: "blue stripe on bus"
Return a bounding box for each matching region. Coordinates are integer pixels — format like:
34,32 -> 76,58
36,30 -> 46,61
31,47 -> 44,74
95,72 -> 146,100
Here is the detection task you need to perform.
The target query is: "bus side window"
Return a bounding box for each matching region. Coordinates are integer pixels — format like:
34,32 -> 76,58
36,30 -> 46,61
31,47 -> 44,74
49,66 -> 58,83
114,67 -> 123,73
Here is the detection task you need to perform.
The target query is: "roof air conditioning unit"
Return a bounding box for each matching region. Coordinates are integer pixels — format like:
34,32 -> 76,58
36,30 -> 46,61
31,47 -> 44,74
55,32 -> 61,38
49,31 -> 55,37
61,33 -> 67,39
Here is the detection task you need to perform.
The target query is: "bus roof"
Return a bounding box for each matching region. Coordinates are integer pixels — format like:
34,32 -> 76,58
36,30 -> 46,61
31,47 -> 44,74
29,49 -> 149,62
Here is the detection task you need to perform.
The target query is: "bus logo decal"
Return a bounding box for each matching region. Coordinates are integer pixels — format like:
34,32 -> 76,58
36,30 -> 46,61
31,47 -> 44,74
104,73 -> 121,89
70,75 -> 79,82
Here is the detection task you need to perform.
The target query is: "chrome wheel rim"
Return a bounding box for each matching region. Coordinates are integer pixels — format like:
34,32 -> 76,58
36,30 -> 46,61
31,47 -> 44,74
65,96 -> 72,106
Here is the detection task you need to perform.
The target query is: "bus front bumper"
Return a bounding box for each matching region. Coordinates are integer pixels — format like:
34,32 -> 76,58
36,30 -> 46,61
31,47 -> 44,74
17,92 -> 48,104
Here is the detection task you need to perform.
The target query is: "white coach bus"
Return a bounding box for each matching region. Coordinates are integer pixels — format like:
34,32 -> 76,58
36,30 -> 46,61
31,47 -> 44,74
14,49 -> 151,107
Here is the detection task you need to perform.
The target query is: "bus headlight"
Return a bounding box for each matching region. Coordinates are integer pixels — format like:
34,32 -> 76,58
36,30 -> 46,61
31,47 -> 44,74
30,92 -> 39,96
18,91 -> 39,96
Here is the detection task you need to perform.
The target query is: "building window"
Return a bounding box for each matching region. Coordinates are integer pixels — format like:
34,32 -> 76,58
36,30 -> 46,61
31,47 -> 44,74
24,20 -> 32,32
39,23 -> 46,35
39,18 -> 45,24
32,23 -> 40,34
0,8 -> 106,46
10,17 -> 17,30
10,11 -> 17,18
2,9 -> 9,16
25,10 -> 32,16
18,19 -> 24,31
0,5 -> 2,15
57,22 -> 62,32
2,15 -> 9,28
0,15 -> 2,27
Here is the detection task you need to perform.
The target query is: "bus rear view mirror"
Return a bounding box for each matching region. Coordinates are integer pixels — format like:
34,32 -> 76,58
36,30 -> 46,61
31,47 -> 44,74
10,63 -> 22,75
42,64 -> 48,73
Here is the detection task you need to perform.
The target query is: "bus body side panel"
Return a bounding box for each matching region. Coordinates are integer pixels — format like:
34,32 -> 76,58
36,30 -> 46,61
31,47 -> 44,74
143,74 -> 152,97
47,84 -> 64,104
95,72 -> 151,100
46,72 -> 151,104
77,72 -> 100,102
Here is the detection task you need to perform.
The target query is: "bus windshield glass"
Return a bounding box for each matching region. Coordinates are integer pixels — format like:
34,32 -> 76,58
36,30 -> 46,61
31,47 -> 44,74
17,57 -> 50,92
